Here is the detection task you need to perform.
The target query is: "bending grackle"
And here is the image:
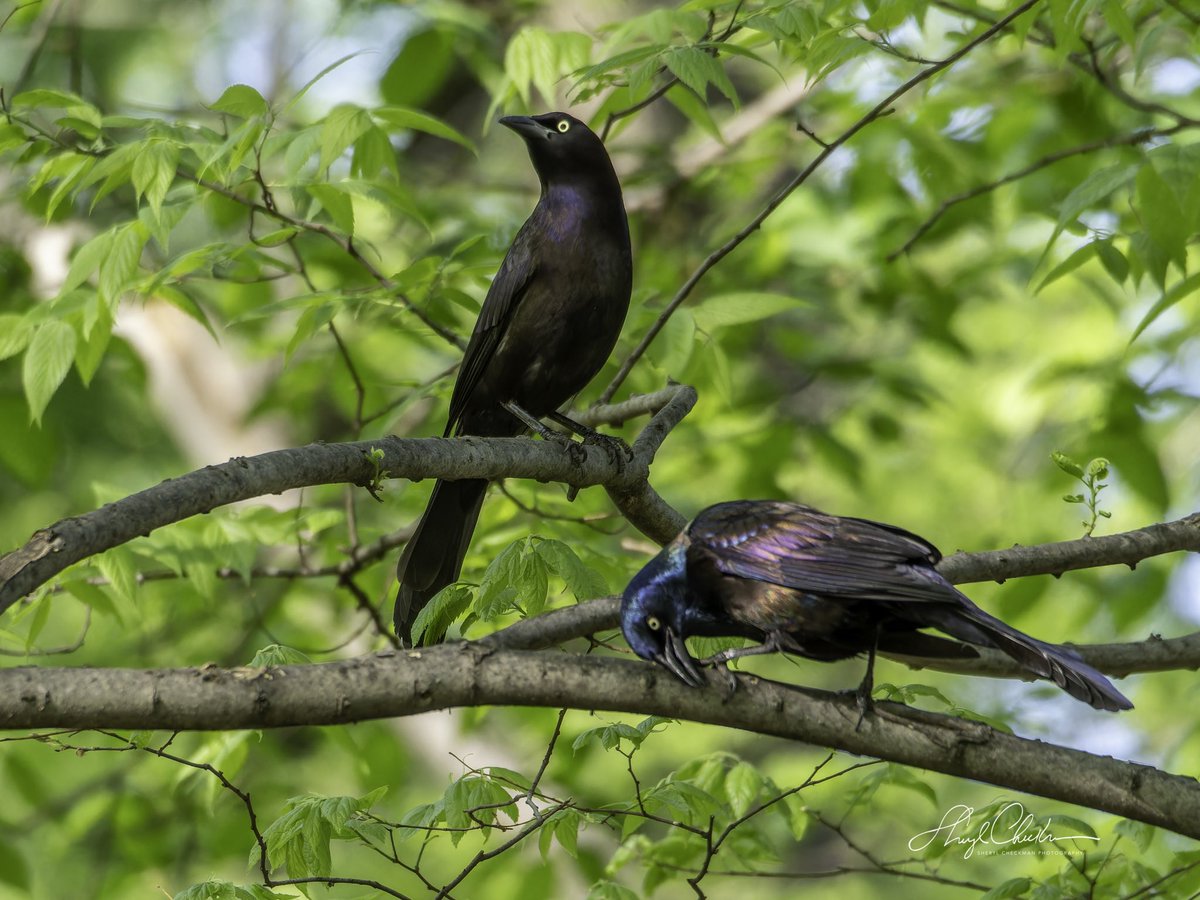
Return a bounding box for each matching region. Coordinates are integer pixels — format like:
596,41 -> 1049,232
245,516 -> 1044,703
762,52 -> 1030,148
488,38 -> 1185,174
396,112 -> 632,644
622,500 -> 1132,712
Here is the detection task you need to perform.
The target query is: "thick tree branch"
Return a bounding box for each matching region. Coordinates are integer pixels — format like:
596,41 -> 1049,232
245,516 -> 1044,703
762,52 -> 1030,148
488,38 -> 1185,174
0,385 -> 697,614
936,513 -> 1200,583
1,648 -> 1197,839
598,0 -> 1045,403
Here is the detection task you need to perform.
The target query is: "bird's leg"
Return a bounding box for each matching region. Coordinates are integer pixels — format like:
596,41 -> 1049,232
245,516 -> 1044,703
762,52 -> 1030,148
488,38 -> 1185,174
854,627 -> 880,731
502,401 -> 587,465
700,634 -> 786,667
547,411 -> 634,470
699,633 -> 788,693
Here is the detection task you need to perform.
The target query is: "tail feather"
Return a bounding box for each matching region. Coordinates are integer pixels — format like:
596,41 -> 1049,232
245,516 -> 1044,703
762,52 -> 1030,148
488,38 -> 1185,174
394,478 -> 487,645
930,597 -> 1133,712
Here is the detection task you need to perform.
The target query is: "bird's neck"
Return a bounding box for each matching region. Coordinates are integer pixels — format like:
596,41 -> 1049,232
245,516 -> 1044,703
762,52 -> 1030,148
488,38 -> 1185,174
541,175 -> 623,210
537,178 -> 627,241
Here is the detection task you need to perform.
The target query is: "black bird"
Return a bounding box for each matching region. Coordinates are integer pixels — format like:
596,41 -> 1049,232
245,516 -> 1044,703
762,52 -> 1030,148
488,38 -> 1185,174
396,112 -> 632,644
621,500 -> 1132,712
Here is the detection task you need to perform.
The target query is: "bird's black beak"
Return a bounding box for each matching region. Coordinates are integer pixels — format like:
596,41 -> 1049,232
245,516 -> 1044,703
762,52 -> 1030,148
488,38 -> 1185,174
654,627 -> 706,688
500,115 -> 551,141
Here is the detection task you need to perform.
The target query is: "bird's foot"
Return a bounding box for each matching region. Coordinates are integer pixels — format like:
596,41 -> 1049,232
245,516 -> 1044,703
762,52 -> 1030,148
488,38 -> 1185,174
547,411 -> 633,472
698,652 -> 739,697
559,434 -> 588,467
582,431 -> 633,473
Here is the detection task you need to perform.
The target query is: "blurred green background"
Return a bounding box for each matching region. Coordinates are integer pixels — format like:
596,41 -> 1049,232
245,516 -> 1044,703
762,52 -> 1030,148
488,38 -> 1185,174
1,0 -> 1199,896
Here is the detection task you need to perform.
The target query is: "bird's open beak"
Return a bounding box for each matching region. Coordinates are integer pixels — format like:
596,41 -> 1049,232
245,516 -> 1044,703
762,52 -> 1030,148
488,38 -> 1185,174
500,115 -> 552,141
655,627 -> 706,687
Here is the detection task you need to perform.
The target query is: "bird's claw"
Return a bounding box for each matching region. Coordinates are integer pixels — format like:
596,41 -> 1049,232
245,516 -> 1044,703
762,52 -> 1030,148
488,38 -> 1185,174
698,651 -> 739,697
582,432 -> 633,472
539,427 -> 588,466
565,438 -> 587,467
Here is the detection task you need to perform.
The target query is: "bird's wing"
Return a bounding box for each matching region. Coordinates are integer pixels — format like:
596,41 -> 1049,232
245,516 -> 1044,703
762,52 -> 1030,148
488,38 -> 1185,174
444,222 -> 538,434
688,500 -> 954,604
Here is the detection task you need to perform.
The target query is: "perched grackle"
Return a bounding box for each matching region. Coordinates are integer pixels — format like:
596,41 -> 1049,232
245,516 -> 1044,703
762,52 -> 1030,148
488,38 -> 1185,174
622,500 -> 1132,712
396,112 -> 632,644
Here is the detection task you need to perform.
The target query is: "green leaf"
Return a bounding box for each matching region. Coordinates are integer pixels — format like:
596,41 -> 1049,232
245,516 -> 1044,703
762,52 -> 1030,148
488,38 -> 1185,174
99,222 -> 148,304
1048,163 -> 1139,248
691,292 -> 807,330
410,584 -> 473,644
1035,240 -> 1098,293
96,547 -> 139,610
173,880 -> 293,899
305,183 -> 355,235
781,793 -> 809,840
475,538 -> 549,619
63,579 -> 121,621
1115,818 -> 1156,852
0,122 -> 26,153
11,88 -> 91,110
131,140 -> 180,216
534,538 -> 609,600
504,26 -> 589,107
1051,451 -> 1084,479
254,790 -> 384,875
550,808 -> 581,858
22,320 -> 77,424
723,761 -> 763,817
59,229 -> 116,296
248,644 -> 312,667
283,51 -> 367,114
1128,273 -> 1200,345
373,107 -> 476,153
666,82 -> 722,141
0,314 -> 33,361
285,303 -> 335,363
1136,164 -> 1188,271
319,103 -> 374,171
664,46 -> 737,105
1096,239 -> 1129,283
1044,813 -> 1096,839
1101,0 -> 1136,45
381,29 -> 454,108
209,84 -> 269,119
981,877 -> 1032,900
74,300 -> 113,385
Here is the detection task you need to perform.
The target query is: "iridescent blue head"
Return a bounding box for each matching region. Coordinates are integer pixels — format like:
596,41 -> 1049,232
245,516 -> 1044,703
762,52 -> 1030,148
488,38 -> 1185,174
620,540 -> 705,687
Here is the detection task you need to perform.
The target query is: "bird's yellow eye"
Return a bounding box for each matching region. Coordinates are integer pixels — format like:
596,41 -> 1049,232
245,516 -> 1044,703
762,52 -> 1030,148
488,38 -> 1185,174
646,616 -> 661,631
557,119 -> 570,133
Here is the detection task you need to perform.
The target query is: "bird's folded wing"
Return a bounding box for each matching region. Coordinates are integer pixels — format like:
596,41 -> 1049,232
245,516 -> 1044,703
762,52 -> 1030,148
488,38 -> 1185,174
444,226 -> 538,434
689,500 -> 955,604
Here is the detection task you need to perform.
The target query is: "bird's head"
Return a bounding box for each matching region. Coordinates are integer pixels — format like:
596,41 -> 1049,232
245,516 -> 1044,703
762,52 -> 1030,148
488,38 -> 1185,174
500,112 -> 617,186
620,540 -> 705,687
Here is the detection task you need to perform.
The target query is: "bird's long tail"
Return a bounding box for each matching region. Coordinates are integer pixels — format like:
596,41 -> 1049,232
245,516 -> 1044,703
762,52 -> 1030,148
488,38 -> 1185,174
394,478 -> 487,645
929,597 -> 1132,712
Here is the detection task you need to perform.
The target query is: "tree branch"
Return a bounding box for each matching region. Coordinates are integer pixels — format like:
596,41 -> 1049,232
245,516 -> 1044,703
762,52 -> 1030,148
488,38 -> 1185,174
935,513 -> 1200,584
0,385 -> 697,614
597,0 -> 1046,403
2,648 -> 1198,840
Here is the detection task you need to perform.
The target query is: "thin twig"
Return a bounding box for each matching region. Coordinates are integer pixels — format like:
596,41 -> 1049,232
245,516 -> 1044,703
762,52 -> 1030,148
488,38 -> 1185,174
0,606 -> 90,656
889,123 -> 1190,259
